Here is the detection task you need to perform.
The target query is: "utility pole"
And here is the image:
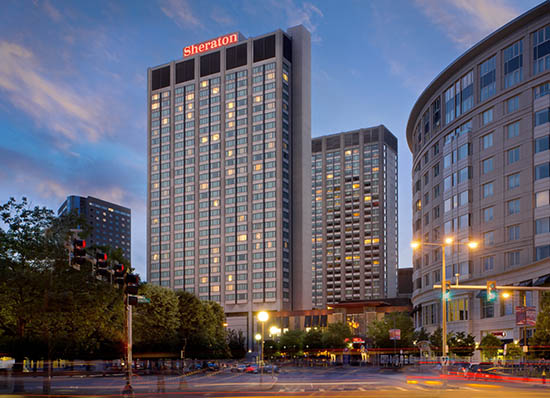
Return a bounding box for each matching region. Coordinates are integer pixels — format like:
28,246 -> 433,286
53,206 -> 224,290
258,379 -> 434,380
127,298 -> 133,385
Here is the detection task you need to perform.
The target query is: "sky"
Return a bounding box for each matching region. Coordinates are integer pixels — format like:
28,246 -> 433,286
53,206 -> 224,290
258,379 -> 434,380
0,0 -> 543,279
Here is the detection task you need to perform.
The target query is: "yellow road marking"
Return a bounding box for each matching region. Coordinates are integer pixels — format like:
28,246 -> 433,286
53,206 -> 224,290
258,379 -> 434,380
425,380 -> 442,385
466,383 -> 501,388
406,380 -> 418,384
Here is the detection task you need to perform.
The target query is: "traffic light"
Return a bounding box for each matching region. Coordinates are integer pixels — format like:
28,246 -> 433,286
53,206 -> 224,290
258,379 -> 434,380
486,280 -> 497,302
71,239 -> 87,267
442,280 -> 452,301
125,273 -> 140,305
113,263 -> 126,286
96,252 -> 110,277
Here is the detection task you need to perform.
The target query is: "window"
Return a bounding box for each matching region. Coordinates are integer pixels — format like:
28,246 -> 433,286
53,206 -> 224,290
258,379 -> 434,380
507,121 -> 519,139
482,157 -> 494,174
508,173 -> 520,189
483,207 -> 494,222
433,163 -> 440,177
482,108 -> 494,125
535,136 -> 549,153
503,40 -> 523,88
532,25 -> 550,75
507,147 -> 520,164
535,163 -> 550,180
483,231 -> 494,246
482,132 -> 493,149
536,217 -> 550,234
483,182 -> 494,198
535,82 -> 550,98
507,251 -> 520,268
483,255 -> 495,271
507,224 -> 520,241
537,245 -> 550,260
481,300 -> 494,318
480,56 -> 496,101
507,96 -> 519,113
508,199 -> 520,215
536,190 -> 550,208
535,108 -> 550,126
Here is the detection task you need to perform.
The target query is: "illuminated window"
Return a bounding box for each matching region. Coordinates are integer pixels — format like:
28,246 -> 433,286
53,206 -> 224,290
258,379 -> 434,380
212,200 -> 219,207
152,94 -> 160,100
345,150 -> 351,156
226,150 -> 234,157
212,134 -> 220,142
238,215 -> 246,222
364,195 -> 371,202
226,284 -> 234,290
201,136 -> 208,143
162,118 -> 169,125
151,103 -> 159,110
227,121 -> 235,128
282,73 -> 288,82
238,234 -> 247,241
254,95 -> 262,103
227,112 -> 235,118
186,93 -> 194,100
267,72 -> 275,80
255,233 -> 262,239
200,277 -> 208,283
187,103 -> 193,110
212,87 -> 219,94
227,275 -> 233,282
352,183 -> 360,189
176,105 -> 183,112
211,286 -> 220,292
227,102 -> 235,109
200,183 -> 208,189
187,112 -> 193,119
200,81 -> 208,88
226,169 -> 234,176
152,218 -> 159,224
254,164 -> 262,171
327,174 -> 333,179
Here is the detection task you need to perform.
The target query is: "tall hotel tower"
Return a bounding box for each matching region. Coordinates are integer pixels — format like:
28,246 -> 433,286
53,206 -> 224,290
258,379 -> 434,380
147,26 -> 312,335
311,127 -> 399,308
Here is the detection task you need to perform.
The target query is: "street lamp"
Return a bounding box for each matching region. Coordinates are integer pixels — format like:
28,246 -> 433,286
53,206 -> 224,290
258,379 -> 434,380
257,311 -> 269,384
411,238 -> 477,376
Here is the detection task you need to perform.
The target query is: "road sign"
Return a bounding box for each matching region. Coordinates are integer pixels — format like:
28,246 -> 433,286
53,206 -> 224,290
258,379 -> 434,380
130,295 -> 151,304
389,329 -> 401,340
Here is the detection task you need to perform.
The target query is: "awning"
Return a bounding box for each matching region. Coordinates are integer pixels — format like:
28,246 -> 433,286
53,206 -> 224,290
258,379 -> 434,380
533,274 -> 550,286
476,290 -> 487,299
518,280 -> 532,287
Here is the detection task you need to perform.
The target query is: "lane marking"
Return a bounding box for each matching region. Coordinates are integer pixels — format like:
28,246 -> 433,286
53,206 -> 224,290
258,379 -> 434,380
466,383 -> 501,389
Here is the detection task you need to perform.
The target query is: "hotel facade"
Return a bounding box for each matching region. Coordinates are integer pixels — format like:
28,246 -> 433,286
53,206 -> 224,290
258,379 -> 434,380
407,3 -> 550,347
147,26 -> 312,338
311,127 -> 398,308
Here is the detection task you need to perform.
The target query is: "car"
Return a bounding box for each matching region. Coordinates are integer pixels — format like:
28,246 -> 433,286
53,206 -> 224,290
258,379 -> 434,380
245,365 -> 258,374
448,362 -> 470,376
206,362 -> 220,371
231,364 -> 247,373
466,363 -> 494,379
262,364 -> 280,373
188,363 -> 203,371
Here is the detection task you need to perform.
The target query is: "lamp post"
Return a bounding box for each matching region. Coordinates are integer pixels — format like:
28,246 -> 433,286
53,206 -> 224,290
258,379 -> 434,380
257,311 -> 269,384
411,238 -> 477,378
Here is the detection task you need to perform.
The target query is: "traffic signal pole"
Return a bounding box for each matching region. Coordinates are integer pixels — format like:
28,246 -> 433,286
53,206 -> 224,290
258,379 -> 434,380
433,284 -> 550,291
127,296 -> 133,387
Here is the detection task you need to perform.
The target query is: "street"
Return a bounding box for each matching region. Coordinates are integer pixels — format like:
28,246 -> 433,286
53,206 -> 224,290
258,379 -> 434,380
2,366 -> 550,397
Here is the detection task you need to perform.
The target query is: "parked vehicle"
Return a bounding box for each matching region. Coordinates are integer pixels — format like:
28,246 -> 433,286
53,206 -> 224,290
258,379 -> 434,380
245,364 -> 258,374
231,364 -> 247,373
448,362 -> 470,376
262,364 -> 280,373
206,362 -> 220,371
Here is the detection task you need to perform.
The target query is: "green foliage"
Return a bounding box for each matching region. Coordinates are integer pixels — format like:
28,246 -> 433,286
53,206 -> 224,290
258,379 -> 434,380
367,312 -> 414,348
263,339 -> 279,358
505,342 -> 523,360
227,329 -> 247,359
479,334 -> 501,360
412,327 -> 430,343
322,322 -> 352,349
530,292 -> 550,359
0,197 -> 124,360
447,331 -> 475,357
133,283 -> 180,353
280,330 -> 304,355
429,327 -> 443,355
303,328 -> 324,350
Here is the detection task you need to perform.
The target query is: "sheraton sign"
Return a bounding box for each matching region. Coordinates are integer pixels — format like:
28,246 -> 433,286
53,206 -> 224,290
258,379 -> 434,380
183,33 -> 239,57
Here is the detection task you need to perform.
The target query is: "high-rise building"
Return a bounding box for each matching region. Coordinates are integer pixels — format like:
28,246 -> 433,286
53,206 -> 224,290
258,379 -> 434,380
147,26 -> 312,337
311,127 -> 398,308
58,195 -> 131,261
407,2 -> 550,346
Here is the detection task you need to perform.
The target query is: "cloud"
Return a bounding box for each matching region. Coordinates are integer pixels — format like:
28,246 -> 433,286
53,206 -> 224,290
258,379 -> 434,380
414,0 -> 519,49
160,0 -> 202,29
0,41 -> 110,147
41,0 -> 62,21
210,7 -> 235,26
268,0 -> 324,41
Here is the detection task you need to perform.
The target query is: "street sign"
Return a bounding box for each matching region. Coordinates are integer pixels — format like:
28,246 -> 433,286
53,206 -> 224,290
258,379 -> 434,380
130,295 -> 151,304
389,329 -> 401,340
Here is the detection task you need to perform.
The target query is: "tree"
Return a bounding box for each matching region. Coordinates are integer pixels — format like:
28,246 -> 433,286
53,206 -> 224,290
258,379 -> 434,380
529,292 -> 550,359
303,328 -> 324,350
133,283 -> 180,353
201,301 -> 229,358
263,339 -> 279,358
322,322 -> 352,349
280,330 -> 304,356
0,197 -> 124,364
413,327 -> 430,343
429,327 -> 443,355
367,312 -> 414,348
227,329 -> 247,359
447,331 -> 475,357
505,342 -> 523,360
479,334 -> 501,361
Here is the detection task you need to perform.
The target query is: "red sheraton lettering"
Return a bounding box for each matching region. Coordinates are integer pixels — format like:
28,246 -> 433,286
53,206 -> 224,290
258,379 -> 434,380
183,33 -> 238,57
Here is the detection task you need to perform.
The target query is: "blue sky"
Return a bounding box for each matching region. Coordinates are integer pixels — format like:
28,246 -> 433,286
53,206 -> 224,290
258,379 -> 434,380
0,0 -> 542,279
